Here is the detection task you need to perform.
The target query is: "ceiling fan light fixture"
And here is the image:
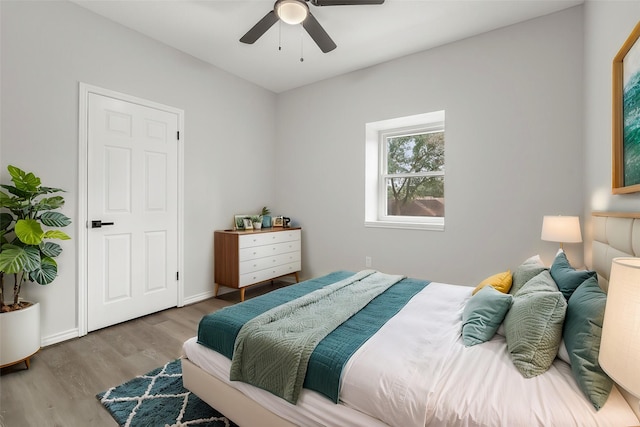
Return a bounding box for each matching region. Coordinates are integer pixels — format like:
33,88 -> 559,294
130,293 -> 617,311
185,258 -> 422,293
275,0 -> 309,25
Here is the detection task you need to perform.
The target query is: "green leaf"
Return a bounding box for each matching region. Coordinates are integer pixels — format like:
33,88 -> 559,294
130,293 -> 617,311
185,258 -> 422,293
0,213 -> 13,231
43,230 -> 71,240
0,191 -> 12,208
36,196 -> 65,211
15,219 -> 44,245
0,245 -> 26,274
40,212 -> 71,227
40,241 -> 62,258
29,256 -> 57,285
0,244 -> 40,274
0,184 -> 31,199
39,186 -> 65,194
8,165 -> 41,193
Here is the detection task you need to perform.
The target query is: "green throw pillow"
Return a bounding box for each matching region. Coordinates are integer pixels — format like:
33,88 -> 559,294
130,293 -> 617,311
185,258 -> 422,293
563,276 -> 612,410
514,270 -> 559,295
510,255 -> 547,295
550,251 -> 597,300
505,271 -> 567,378
462,286 -> 513,346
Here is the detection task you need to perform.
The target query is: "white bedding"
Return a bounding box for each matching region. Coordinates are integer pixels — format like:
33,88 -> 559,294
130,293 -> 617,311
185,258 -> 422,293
183,281 -> 639,427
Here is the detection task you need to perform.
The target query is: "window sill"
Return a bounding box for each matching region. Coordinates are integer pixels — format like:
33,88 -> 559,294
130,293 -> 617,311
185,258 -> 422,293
364,220 -> 444,231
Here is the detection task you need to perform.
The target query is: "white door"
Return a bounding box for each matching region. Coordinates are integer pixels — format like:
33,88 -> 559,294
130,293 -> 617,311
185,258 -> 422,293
87,93 -> 179,331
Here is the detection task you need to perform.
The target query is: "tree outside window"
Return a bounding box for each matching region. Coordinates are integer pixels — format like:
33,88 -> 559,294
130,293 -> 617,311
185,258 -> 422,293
382,129 -> 444,218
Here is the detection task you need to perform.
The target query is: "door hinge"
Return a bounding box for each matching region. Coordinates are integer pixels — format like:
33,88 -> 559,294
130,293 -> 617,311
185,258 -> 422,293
177,131 -> 180,141
176,271 -> 179,280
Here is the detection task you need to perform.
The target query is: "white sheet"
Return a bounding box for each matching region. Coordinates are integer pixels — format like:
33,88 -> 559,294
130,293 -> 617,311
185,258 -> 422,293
183,281 -> 639,427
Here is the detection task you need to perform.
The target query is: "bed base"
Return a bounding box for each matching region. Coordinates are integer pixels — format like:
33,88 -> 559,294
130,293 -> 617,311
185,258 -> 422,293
181,357 -> 297,427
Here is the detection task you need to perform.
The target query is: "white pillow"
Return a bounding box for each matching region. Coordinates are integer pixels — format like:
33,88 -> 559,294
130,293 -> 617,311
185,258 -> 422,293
557,339 -> 571,365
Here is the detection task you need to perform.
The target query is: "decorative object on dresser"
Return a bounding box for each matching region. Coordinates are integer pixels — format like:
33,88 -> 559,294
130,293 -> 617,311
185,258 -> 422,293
261,206 -> 272,228
214,227 -> 301,301
251,215 -> 263,230
541,215 -> 582,249
272,216 -> 284,227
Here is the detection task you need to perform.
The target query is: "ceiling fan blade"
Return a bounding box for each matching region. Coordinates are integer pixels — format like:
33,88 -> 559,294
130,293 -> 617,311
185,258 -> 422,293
240,10 -> 279,44
311,0 -> 384,6
302,13 -> 337,53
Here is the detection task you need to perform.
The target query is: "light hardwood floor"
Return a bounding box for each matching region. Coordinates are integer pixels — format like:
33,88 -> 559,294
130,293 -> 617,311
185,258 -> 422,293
0,282 -> 287,427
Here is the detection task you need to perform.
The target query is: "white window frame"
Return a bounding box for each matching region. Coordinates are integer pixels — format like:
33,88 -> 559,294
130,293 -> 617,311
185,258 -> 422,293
365,111 -> 445,231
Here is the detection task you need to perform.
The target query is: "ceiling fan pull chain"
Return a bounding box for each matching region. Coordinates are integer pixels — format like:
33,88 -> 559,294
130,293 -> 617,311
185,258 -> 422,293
278,21 -> 282,51
300,31 -> 304,62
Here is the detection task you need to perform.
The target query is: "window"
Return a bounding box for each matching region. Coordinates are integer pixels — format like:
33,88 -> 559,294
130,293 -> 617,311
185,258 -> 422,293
365,111 -> 445,230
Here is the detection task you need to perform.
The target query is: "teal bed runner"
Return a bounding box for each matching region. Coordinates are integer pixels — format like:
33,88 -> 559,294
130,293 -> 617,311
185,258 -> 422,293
197,271 -> 430,403
229,270 -> 404,404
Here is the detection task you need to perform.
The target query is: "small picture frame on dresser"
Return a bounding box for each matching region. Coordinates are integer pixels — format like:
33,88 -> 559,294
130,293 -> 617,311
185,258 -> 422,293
272,216 -> 284,227
234,214 -> 252,230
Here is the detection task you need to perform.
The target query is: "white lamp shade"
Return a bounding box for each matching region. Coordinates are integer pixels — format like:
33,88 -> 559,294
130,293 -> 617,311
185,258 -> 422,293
599,257 -> 640,398
540,215 -> 582,243
275,0 -> 308,25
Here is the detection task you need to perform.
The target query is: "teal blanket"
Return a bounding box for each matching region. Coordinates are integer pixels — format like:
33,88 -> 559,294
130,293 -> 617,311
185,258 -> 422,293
229,270 -> 404,404
197,271 -> 430,403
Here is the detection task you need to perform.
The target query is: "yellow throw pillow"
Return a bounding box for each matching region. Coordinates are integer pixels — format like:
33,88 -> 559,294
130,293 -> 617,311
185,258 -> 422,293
472,270 -> 512,295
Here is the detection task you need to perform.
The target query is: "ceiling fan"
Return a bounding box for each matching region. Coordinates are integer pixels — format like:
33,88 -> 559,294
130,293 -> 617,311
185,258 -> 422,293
240,0 -> 385,53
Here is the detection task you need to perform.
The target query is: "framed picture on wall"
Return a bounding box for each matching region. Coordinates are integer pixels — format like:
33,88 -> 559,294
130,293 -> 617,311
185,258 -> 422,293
613,21 -> 640,194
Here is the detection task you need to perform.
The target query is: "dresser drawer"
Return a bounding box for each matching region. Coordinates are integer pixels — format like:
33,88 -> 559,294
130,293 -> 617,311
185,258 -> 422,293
239,240 -> 301,261
239,251 -> 302,274
238,229 -> 301,248
239,261 -> 302,288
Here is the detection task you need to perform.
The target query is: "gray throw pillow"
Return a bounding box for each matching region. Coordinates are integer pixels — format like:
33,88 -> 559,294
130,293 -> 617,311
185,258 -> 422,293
510,255 -> 547,295
505,271 -> 567,378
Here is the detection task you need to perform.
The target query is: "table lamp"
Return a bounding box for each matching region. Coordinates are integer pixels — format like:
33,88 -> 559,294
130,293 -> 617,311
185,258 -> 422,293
540,215 -> 582,249
599,257 -> 640,400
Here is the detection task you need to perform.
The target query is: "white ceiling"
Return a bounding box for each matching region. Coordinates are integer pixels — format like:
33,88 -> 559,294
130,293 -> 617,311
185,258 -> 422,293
72,0 -> 583,93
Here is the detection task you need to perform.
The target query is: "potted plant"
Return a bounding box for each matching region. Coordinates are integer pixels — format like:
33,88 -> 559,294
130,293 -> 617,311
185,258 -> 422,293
251,214 -> 263,230
261,206 -> 272,228
0,165 -> 71,369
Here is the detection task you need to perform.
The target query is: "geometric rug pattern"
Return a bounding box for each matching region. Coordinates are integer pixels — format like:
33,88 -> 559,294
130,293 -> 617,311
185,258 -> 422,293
97,359 -> 238,427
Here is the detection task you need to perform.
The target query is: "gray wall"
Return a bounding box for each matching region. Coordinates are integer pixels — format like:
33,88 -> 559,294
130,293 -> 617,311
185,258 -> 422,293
4,0 -> 639,413
583,0 -> 640,268
276,7 -> 585,285
1,1 -> 277,342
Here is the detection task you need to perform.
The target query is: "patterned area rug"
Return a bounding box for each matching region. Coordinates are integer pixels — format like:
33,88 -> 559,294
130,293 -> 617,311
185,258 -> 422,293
97,359 -> 238,427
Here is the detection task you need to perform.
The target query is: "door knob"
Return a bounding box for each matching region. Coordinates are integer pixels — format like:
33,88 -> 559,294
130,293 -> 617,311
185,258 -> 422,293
91,220 -> 115,228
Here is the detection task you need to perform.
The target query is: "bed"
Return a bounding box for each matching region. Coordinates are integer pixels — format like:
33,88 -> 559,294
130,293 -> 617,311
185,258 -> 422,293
182,212 -> 640,426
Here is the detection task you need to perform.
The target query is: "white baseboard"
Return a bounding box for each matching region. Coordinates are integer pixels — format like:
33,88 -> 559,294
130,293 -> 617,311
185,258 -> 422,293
41,328 -> 79,347
183,290 -> 217,306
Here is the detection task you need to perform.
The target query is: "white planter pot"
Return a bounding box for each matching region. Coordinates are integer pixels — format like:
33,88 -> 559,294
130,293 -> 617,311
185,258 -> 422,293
0,301 -> 40,369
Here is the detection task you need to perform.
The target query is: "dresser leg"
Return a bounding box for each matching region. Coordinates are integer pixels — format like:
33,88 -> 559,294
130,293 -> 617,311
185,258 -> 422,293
214,283 -> 219,297
240,288 -> 246,302
294,272 -> 300,283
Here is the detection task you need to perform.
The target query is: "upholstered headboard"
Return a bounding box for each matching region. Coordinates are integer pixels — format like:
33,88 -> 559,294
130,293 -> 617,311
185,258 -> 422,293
591,212 -> 640,290
591,211 -> 640,418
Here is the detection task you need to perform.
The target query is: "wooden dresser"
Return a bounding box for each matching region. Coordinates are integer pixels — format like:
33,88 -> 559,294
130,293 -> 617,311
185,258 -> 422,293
214,227 -> 301,301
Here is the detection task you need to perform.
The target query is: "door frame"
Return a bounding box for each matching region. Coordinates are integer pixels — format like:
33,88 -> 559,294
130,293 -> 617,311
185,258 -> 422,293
77,82 -> 185,336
